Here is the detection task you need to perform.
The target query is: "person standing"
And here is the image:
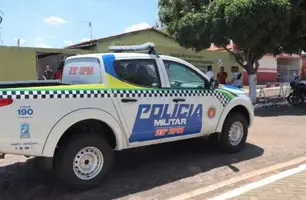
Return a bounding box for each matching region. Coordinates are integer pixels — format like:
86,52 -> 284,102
54,62 -> 64,80
217,66 -> 228,84
43,65 -> 53,80
54,67 -> 63,80
227,66 -> 242,88
206,65 -> 214,80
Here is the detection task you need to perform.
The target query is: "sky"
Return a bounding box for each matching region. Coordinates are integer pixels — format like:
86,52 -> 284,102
0,0 -> 159,48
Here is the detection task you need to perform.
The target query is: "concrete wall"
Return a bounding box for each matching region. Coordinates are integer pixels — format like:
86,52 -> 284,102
243,55 -> 278,85
97,30 -> 180,52
0,46 -> 90,81
157,46 -> 235,76
0,46 -> 36,81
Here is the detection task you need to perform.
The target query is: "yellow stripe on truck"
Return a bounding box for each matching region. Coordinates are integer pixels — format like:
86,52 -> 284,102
105,73 -> 143,89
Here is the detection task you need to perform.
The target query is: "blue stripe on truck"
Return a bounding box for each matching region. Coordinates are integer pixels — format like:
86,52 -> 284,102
102,54 -> 118,78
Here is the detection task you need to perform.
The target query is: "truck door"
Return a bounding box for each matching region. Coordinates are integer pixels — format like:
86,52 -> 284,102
105,57 -> 173,146
161,59 -> 224,135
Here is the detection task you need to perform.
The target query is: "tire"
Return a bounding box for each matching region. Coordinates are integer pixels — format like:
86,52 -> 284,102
218,112 -> 248,153
286,92 -> 293,104
54,133 -> 114,189
287,93 -> 304,105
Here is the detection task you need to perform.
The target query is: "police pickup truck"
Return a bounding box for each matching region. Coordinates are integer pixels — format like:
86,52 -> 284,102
0,43 -> 254,188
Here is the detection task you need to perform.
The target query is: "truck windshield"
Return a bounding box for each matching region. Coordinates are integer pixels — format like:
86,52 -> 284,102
62,57 -> 102,84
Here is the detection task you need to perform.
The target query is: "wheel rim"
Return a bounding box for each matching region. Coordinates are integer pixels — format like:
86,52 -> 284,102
73,147 -> 104,180
228,122 -> 244,146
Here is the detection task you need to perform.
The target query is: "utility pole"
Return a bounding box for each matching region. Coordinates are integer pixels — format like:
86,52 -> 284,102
0,11 -> 3,45
0,11 -> 2,25
89,21 -> 93,50
89,21 -> 92,41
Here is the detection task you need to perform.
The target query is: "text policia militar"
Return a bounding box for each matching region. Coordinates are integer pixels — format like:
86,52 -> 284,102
131,103 -> 203,138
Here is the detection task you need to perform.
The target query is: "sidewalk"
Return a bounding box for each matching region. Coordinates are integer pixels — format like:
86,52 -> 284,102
230,170 -> 306,200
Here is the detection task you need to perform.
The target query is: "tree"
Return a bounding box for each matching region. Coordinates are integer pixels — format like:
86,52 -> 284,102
153,19 -> 166,31
158,0 -> 306,102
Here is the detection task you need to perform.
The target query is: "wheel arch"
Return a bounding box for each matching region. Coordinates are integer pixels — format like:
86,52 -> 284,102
42,108 -> 126,157
216,99 -> 254,133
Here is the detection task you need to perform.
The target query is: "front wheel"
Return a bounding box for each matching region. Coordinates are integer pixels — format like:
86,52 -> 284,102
54,133 -> 114,189
287,92 -> 304,105
218,113 -> 248,153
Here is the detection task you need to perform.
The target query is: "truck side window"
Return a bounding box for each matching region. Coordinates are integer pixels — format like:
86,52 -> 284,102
163,60 -> 208,89
62,57 -> 102,84
113,59 -> 161,88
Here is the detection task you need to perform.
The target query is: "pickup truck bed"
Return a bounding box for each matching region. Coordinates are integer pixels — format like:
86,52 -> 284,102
0,80 -> 70,89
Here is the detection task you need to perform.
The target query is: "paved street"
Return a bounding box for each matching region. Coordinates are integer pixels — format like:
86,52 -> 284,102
0,104 -> 305,200
230,169 -> 306,200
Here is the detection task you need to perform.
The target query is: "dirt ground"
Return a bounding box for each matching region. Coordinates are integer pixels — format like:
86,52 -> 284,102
0,104 -> 306,200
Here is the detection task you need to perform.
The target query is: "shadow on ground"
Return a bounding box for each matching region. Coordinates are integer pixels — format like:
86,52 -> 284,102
255,103 -> 306,117
0,139 -> 264,200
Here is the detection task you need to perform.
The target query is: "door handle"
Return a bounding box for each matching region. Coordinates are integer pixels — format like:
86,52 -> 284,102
173,98 -> 186,103
121,98 -> 138,103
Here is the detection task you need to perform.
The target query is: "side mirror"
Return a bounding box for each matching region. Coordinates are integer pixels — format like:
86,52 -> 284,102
209,78 -> 219,89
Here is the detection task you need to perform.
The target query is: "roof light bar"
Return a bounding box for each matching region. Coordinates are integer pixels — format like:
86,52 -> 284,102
109,42 -> 155,52
108,42 -> 159,57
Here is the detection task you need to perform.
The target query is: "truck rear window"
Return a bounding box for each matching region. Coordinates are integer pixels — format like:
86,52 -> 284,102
62,57 -> 102,84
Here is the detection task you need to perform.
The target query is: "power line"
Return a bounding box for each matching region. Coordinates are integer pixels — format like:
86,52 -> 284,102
16,0 -> 46,16
14,0 -> 90,25
11,0 -> 95,43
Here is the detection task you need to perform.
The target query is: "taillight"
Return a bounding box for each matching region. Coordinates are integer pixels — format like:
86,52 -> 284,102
0,98 -> 13,107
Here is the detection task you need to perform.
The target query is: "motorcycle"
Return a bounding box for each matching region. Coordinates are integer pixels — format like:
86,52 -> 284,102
286,75 -> 306,105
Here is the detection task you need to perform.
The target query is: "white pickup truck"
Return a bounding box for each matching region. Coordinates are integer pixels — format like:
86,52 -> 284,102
0,43 -> 254,188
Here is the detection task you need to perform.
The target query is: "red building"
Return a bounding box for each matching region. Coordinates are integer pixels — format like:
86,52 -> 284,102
208,43 -> 301,85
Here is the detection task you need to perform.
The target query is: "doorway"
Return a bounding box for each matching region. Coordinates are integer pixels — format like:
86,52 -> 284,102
36,52 -> 75,80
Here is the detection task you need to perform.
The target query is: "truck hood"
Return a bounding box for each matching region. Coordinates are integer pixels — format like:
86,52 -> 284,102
219,84 -> 246,96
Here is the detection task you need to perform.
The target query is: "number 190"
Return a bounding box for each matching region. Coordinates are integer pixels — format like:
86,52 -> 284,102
17,108 -> 33,116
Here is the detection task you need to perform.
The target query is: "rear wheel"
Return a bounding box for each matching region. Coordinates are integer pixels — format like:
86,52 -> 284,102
54,133 -> 114,189
218,113 -> 248,153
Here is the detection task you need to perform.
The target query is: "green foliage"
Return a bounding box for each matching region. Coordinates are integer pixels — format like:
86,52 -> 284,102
280,0 -> 306,54
158,0 -> 305,74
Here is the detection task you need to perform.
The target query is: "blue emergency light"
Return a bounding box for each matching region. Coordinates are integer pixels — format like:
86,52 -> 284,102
108,42 -> 159,57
